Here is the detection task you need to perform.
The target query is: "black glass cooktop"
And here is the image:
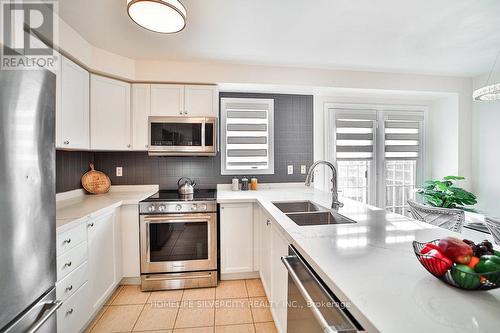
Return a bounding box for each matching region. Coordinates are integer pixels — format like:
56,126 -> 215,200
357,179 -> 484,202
142,189 -> 217,202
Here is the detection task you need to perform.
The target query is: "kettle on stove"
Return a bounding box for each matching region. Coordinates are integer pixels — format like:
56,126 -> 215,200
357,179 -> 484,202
177,177 -> 196,195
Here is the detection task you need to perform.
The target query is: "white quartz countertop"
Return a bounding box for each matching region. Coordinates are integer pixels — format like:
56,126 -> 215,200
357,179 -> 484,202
217,185 -> 500,333
56,185 -> 158,232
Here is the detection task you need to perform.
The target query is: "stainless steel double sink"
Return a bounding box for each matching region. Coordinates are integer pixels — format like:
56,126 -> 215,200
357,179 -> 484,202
273,201 -> 356,226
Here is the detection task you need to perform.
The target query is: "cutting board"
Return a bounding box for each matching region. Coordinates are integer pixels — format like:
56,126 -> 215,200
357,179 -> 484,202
81,163 -> 111,194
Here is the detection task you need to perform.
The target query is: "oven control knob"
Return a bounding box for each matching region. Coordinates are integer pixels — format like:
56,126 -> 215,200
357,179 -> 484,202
175,204 -> 182,211
191,204 -> 198,211
158,205 -> 166,212
148,205 -> 155,212
200,204 -> 207,210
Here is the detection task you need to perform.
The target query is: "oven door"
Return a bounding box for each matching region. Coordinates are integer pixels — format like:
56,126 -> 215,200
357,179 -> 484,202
148,117 -> 217,156
140,213 -> 217,274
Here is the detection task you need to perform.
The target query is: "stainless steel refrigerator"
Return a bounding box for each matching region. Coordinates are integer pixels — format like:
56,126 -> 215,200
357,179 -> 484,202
0,56 -> 60,331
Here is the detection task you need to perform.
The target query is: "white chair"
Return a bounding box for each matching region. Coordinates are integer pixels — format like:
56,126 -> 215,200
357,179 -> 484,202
407,199 -> 465,232
485,217 -> 500,245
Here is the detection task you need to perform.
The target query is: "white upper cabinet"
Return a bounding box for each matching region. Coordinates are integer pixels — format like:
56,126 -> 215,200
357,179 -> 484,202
90,74 -> 131,150
57,56 -> 90,149
150,84 -> 184,116
185,85 -> 219,117
150,84 -> 218,117
131,84 -> 151,150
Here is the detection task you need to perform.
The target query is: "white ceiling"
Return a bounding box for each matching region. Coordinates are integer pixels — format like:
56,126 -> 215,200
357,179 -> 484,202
57,0 -> 500,77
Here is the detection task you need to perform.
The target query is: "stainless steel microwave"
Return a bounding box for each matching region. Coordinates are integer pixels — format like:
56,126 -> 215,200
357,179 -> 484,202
148,117 -> 217,156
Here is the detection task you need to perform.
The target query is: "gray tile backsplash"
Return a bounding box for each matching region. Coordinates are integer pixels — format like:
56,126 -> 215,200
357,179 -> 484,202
56,93 -> 313,193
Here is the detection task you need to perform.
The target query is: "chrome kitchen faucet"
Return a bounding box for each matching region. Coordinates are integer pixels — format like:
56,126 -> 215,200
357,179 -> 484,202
305,160 -> 344,210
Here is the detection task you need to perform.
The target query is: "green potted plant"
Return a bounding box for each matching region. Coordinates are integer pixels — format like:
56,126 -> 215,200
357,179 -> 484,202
416,176 -> 477,211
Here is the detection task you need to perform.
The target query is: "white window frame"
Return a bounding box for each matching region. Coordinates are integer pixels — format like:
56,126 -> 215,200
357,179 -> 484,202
325,103 -> 427,209
220,97 -> 275,175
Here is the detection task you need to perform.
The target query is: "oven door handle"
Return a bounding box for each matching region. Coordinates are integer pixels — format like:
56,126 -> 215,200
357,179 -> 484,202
144,215 -> 213,223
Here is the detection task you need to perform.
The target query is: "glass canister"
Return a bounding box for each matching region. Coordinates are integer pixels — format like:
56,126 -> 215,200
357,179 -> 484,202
250,177 -> 258,190
241,176 -> 249,191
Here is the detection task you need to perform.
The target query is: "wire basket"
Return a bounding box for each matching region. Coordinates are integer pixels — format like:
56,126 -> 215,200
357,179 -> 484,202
412,240 -> 500,291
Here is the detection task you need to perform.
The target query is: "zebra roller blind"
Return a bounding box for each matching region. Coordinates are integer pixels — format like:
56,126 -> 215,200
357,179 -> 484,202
221,98 -> 274,175
334,110 -> 377,160
384,112 -> 424,159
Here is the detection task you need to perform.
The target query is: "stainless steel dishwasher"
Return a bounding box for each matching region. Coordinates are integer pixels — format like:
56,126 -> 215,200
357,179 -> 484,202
281,246 -> 363,333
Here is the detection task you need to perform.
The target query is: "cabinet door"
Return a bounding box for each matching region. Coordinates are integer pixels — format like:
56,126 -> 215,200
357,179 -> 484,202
131,84 -> 151,150
184,85 -> 218,117
58,56 -> 90,149
150,84 -> 184,116
220,203 -> 254,274
57,282 -> 90,333
259,213 -> 272,294
90,75 -> 131,150
87,211 -> 116,312
271,223 -> 289,333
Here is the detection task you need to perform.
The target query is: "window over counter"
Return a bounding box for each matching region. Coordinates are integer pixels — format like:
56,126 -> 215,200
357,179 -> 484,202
328,106 -> 425,216
220,98 -> 274,175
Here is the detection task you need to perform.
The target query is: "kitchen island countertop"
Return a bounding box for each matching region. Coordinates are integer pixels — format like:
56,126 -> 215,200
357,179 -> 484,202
217,184 -> 500,333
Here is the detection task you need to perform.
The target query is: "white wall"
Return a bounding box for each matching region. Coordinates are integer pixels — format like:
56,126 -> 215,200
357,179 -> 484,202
429,96 -> 460,179
472,75 -> 500,217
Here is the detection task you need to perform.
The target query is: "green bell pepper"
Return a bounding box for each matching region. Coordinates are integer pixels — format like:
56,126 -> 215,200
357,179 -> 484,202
475,255 -> 500,274
451,264 -> 481,289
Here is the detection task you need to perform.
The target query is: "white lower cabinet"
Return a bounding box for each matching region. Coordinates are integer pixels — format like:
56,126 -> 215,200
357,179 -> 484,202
220,203 -> 254,275
87,210 -> 118,313
259,212 -> 273,295
270,223 -> 289,333
57,282 -> 90,333
221,203 -> 288,333
56,207 -> 126,333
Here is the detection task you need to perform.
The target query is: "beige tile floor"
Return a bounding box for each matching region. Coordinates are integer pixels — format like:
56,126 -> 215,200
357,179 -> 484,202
84,279 -> 278,333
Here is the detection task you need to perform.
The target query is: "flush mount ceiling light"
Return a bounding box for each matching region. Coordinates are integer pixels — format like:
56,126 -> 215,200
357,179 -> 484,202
127,0 -> 186,34
473,47 -> 500,101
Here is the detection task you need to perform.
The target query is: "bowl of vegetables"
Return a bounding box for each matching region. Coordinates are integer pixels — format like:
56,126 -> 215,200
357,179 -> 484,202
413,237 -> 500,290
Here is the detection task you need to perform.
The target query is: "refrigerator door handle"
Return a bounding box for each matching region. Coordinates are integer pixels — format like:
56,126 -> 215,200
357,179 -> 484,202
26,300 -> 62,333
4,300 -> 62,333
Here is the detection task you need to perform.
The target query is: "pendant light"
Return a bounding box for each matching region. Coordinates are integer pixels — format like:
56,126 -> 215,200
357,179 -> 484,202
127,0 -> 186,34
473,47 -> 500,101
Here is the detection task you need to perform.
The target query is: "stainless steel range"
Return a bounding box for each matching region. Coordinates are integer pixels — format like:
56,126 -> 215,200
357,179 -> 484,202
139,189 -> 218,291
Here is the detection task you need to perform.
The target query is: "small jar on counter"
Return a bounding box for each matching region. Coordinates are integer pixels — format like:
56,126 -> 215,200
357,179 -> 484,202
241,176 -> 249,191
250,177 -> 258,190
231,177 -> 239,191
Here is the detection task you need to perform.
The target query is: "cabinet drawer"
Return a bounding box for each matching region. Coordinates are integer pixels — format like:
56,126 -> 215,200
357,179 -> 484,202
56,261 -> 88,302
57,241 -> 87,281
56,222 -> 87,256
57,282 -> 90,333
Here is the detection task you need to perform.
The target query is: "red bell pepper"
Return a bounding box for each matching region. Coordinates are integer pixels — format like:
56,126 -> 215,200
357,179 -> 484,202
420,243 -> 441,254
420,249 -> 453,277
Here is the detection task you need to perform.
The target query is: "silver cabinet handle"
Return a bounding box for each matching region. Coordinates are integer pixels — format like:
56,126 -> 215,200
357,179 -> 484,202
179,110 -> 183,114
63,238 -> 71,244
66,308 -> 73,316
63,140 -> 69,145
145,144 -> 149,148
88,222 -> 94,228
127,144 -> 131,148
65,285 -> 73,292
64,261 -> 72,268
